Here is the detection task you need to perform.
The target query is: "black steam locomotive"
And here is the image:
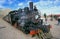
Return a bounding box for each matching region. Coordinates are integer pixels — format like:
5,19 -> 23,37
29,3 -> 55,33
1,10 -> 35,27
3,2 -> 51,38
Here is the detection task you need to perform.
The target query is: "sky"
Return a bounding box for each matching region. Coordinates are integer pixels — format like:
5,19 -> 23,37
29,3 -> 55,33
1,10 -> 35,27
0,0 -> 60,15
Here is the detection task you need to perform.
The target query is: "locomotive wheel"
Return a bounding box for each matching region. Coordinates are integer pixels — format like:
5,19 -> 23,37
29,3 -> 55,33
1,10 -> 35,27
34,29 -> 46,39
35,29 -> 52,39
23,28 -> 30,34
23,26 -> 30,34
44,32 -> 53,39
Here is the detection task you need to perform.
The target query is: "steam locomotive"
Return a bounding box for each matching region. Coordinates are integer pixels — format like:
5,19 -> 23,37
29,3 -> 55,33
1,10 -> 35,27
3,2 -> 52,39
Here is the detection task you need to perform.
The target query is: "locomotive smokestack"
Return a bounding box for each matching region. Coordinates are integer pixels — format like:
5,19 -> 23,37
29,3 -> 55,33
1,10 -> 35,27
29,2 -> 33,11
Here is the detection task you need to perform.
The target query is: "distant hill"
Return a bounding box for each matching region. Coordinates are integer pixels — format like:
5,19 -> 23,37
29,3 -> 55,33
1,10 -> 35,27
0,8 -> 11,17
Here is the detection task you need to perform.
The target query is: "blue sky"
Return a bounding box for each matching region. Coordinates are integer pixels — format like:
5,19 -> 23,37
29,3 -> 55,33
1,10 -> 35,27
0,0 -> 60,15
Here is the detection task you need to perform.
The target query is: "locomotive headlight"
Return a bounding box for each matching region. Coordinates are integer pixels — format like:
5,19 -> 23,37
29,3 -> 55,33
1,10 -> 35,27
35,15 -> 39,19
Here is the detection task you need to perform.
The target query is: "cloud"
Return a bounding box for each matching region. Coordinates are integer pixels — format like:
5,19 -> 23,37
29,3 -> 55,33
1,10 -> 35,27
39,6 -> 60,15
0,0 -> 5,3
18,3 -> 23,6
27,1 -> 32,4
34,1 -> 53,7
54,0 -> 60,6
0,5 -> 5,9
18,3 -> 25,8
50,6 -> 60,14
8,0 -> 14,4
7,0 -> 16,4
34,0 -> 60,15
0,0 -> 6,4
9,1 -> 13,4
27,1 -> 32,7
